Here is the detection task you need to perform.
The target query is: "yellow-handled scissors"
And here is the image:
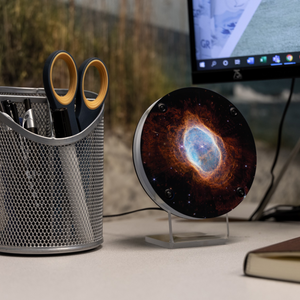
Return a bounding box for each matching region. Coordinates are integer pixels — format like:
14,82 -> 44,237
43,50 -> 109,135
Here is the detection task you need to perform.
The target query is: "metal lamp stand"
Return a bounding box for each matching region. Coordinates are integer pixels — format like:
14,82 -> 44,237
145,211 -> 230,249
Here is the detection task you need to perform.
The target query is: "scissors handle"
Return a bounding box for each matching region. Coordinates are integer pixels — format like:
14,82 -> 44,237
43,50 -> 80,135
76,57 -> 109,132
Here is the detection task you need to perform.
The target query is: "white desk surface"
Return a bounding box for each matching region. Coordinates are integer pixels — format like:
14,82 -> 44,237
0,216 -> 300,300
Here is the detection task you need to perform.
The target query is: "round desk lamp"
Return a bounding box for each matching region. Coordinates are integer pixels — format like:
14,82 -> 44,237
133,87 -> 256,220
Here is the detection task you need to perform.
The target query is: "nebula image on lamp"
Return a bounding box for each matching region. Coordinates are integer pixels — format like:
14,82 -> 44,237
133,87 -> 256,219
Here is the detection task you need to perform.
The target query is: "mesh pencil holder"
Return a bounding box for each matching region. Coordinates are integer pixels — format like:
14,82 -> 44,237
0,87 -> 104,255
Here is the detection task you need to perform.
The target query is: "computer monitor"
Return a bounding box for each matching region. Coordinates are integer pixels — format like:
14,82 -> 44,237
187,0 -> 300,84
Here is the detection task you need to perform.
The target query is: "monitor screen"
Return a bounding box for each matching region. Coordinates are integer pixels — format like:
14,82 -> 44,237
187,0 -> 300,84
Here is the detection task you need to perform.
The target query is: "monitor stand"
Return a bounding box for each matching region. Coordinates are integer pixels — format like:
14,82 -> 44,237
145,211 -> 229,249
251,137 -> 300,220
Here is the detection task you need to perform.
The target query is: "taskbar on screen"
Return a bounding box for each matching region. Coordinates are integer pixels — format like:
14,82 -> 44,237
196,52 -> 300,71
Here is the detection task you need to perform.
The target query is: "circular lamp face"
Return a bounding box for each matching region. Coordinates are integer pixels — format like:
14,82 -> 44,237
133,87 -> 256,219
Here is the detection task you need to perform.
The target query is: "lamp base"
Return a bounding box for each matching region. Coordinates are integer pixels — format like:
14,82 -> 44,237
145,211 -> 229,249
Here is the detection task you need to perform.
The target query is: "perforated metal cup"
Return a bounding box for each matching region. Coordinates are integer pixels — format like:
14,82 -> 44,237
0,87 -> 104,254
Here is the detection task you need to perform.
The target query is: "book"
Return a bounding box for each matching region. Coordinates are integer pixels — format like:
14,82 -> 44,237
244,236 -> 300,283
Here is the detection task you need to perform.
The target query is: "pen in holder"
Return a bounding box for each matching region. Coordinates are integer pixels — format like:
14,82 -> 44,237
0,87 -> 104,254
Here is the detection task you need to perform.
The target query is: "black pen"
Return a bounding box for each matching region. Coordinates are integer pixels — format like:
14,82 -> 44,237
1,100 -> 19,124
10,102 -> 20,124
2,100 -> 12,116
23,98 -> 38,134
2,100 -> 19,124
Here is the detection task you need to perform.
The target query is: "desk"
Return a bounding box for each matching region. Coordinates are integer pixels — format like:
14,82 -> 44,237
0,217 -> 299,300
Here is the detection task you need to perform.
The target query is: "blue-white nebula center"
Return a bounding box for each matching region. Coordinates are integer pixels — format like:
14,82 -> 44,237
183,126 -> 221,173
